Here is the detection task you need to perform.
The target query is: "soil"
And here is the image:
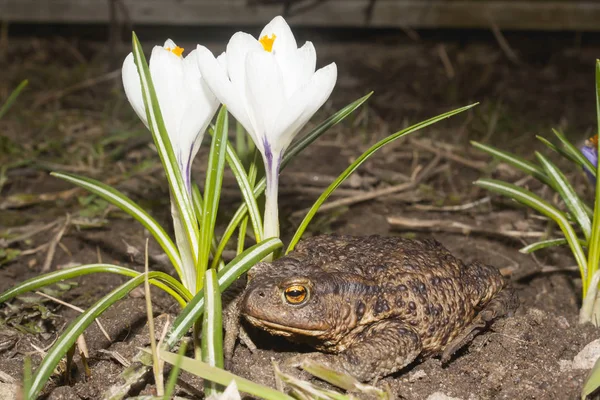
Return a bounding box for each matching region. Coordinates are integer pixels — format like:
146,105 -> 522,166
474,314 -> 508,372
2,26 -> 600,399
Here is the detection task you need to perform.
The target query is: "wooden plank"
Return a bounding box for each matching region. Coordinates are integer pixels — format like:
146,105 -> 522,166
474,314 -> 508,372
1,0 -> 600,31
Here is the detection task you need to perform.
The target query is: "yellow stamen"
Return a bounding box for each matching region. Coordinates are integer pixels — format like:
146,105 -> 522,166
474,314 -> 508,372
259,34 -> 277,52
165,46 -> 184,57
590,134 -> 599,147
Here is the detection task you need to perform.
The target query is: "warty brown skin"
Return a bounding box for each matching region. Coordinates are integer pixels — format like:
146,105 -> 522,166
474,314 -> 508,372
241,235 -> 518,381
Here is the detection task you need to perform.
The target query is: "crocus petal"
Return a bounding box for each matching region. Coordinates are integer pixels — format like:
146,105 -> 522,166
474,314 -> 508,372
122,53 -> 148,129
287,41 -> 317,95
178,48 -> 219,169
260,16 -> 297,56
245,51 -> 286,152
149,45 -> 187,153
196,45 -> 253,138
226,32 -> 263,95
271,62 -> 337,154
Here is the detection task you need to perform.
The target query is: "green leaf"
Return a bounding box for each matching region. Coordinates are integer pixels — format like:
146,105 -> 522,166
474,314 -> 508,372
201,268 -> 224,396
51,172 -> 183,280
536,152 -> 592,240
197,106 -> 229,290
131,32 -> 199,269
27,274 -> 153,399
551,129 -> 596,178
191,185 -> 225,271
0,79 -> 28,120
213,94 -> 373,262
475,178 -> 587,288
0,263 -> 191,307
288,103 -> 478,253
519,238 -> 570,253
282,92 -> 373,170
165,238 -> 282,348
471,141 -> 553,187
159,349 -> 293,400
222,136 -> 263,245
587,59 -> 600,296
163,342 -> 186,400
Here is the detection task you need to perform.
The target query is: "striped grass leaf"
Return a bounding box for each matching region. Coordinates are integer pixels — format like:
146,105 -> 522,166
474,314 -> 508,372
0,263 -> 191,307
536,152 -> 592,240
131,32 -> 199,268
475,178 -> 588,293
26,273 -> 161,399
197,106 -> 229,290
159,349 -> 293,400
51,172 -> 183,280
201,268 -> 224,396
288,103 -> 478,253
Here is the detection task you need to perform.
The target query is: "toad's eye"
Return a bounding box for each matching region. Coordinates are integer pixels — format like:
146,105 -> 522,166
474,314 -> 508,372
284,285 -> 308,304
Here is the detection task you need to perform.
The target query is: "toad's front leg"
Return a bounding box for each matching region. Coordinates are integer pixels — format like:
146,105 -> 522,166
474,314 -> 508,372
318,319 -> 422,382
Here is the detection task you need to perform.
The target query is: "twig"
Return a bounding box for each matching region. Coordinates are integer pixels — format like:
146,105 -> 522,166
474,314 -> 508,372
1,220 -> 60,247
387,215 -> 546,239
490,21 -> 520,64
33,69 -> 121,108
436,44 -> 455,79
291,155 -> 441,217
410,138 -> 488,170
42,214 -> 71,272
410,197 -> 491,212
35,291 -> 112,341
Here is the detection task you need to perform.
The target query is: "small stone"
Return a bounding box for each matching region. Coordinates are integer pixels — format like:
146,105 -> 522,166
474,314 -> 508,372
555,316 -> 570,329
571,339 -> 600,370
408,369 -> 427,382
426,392 -> 463,400
0,383 -> 18,400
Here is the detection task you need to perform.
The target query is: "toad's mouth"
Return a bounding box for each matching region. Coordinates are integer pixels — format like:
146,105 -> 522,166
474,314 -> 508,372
244,315 -> 327,337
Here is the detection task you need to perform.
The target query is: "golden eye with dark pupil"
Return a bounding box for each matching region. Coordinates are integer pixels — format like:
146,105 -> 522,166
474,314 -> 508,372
284,285 -> 307,304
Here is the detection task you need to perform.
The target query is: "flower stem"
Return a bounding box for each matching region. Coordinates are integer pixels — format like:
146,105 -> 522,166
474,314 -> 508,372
263,153 -> 281,243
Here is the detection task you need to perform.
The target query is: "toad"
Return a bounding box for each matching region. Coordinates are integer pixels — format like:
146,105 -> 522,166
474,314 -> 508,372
240,235 -> 518,381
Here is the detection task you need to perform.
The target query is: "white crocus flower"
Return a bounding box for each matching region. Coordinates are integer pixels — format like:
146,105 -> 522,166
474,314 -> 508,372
196,16 -> 337,240
122,39 -> 220,194
122,39 -> 220,293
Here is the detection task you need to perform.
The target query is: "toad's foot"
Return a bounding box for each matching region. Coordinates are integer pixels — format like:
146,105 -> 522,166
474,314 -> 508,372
441,285 -> 518,363
287,320 -> 422,382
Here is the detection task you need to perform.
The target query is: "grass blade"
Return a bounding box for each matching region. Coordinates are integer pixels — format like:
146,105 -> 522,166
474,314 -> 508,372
551,129 -> 596,177
222,135 -> 263,244
288,103 -> 478,253
282,92 -> 373,169
197,106 -> 229,290
0,264 -> 191,306
520,238 -> 570,253
165,238 -> 282,348
471,141 -> 553,187
27,274 -> 154,399
159,349 -> 293,400
51,171 -> 183,279
586,59 -> 600,299
132,32 -> 199,269
536,152 -> 592,240
0,79 -> 28,120
475,178 -> 588,291
201,268 -> 224,396
163,342 -> 186,400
